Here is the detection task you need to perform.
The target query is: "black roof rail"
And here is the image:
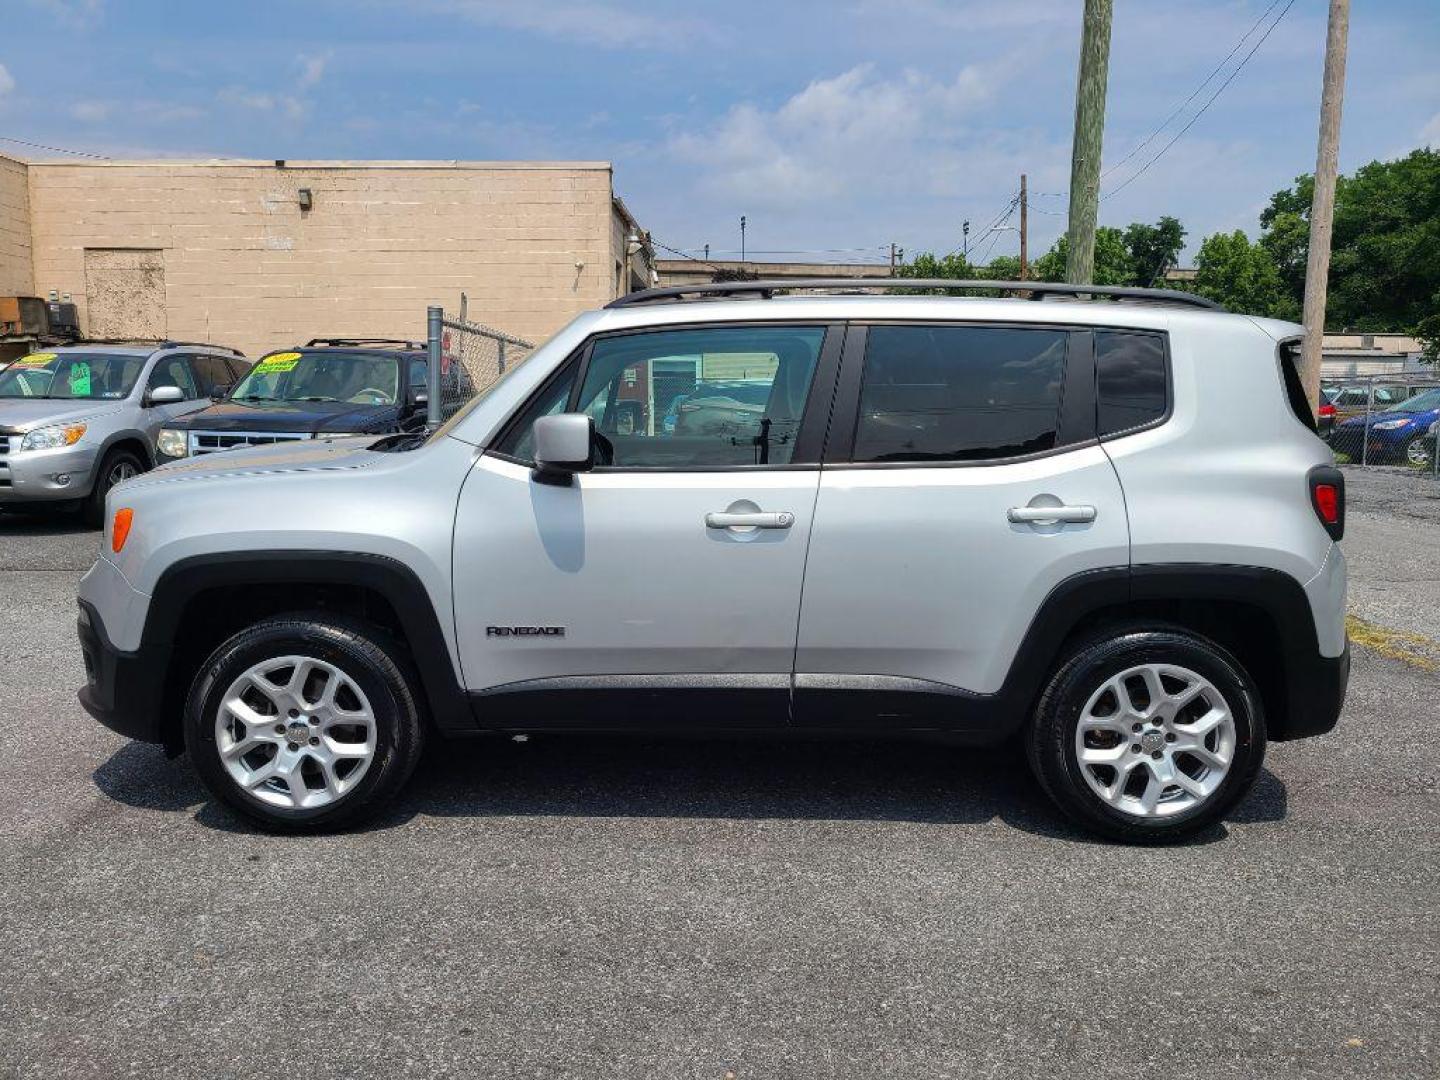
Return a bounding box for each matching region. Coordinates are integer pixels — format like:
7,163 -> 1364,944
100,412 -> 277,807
605,278 -> 1225,312
69,338 -> 245,355
304,337 -> 426,350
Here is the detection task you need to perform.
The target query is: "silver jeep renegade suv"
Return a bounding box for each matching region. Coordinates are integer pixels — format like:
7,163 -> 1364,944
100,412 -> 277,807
0,341 -> 248,524
75,281 -> 1349,843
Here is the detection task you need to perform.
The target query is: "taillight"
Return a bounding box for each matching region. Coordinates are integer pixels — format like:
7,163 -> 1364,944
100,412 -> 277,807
1318,403 -> 1336,418
1307,466 -> 1344,541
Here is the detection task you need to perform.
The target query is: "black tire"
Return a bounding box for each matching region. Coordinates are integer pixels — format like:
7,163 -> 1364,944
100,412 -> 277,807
84,447 -> 146,527
1026,626 -> 1266,845
184,614 -> 426,832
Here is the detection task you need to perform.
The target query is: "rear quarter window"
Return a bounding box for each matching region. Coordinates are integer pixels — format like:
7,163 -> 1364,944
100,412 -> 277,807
1278,340 -> 1317,433
1096,330 -> 1168,436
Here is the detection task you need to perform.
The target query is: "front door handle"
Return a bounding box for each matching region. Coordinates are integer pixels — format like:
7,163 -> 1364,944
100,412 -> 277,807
705,511 -> 795,530
1007,504 -> 1097,525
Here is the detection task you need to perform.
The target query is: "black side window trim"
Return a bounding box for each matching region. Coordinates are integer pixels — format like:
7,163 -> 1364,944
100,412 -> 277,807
823,320 -> 1102,469
487,320 -> 847,472
1094,328 -> 1174,442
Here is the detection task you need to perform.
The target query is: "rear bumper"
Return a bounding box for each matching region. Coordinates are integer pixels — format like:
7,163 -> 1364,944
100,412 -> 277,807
1273,640 -> 1350,741
76,599 -> 168,744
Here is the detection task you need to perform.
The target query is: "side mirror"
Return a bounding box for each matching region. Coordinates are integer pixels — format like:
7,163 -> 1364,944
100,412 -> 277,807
532,413 -> 594,482
210,384 -> 231,402
148,385 -> 184,406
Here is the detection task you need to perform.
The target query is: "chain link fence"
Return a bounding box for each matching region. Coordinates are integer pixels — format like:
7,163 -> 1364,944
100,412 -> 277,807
426,302 -> 534,426
1321,374 -> 1440,476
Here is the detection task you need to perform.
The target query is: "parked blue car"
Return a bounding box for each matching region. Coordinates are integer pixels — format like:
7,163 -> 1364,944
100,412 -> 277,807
1331,386 -> 1440,466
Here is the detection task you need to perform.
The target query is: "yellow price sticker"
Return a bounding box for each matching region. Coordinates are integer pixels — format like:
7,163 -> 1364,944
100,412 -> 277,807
255,351 -> 302,373
14,352 -> 58,367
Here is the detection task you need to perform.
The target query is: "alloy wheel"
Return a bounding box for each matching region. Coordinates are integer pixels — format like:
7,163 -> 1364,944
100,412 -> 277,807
1073,662 -> 1236,818
214,655 -> 378,811
108,460 -> 139,486
1405,438 -> 1432,468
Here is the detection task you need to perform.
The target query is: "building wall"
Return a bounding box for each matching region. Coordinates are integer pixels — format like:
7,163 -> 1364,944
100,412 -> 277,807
0,154 -> 33,297
24,159 -> 623,358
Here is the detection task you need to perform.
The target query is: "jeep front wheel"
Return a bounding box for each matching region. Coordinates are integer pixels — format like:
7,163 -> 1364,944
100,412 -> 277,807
184,615 -> 426,832
1027,628 -> 1266,844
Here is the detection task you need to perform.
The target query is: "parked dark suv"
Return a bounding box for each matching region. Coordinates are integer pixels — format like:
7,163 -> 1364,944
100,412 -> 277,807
154,338 -> 429,461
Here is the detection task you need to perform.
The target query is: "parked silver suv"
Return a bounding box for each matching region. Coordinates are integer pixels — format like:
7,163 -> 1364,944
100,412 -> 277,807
0,341 -> 248,524
75,281 -> 1349,842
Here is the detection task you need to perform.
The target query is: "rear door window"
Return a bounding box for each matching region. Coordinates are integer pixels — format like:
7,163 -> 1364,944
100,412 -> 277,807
190,355 -> 235,397
851,325 -> 1068,462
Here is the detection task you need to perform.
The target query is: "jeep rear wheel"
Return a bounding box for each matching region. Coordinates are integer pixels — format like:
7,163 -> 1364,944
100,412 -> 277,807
1027,627 -> 1266,844
184,615 -> 425,832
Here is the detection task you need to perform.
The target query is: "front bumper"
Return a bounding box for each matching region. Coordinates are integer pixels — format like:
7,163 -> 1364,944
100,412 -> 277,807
77,599 -> 169,744
0,441 -> 99,503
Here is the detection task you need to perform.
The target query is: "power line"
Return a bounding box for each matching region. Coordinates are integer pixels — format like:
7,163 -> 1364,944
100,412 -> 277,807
947,192 -> 1018,258
977,200 -> 1019,264
0,134 -> 111,160
1100,0 -> 1283,181
1103,0 -> 1295,200
1028,0 -> 1293,206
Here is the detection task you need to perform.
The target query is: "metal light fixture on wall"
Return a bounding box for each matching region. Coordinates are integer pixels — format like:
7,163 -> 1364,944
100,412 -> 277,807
298,188 -> 313,212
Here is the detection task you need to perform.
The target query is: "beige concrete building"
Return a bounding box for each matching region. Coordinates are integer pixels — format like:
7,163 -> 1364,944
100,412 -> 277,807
0,153 -> 652,359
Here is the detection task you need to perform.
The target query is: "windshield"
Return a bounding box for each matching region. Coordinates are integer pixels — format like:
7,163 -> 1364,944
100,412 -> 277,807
230,351 -> 400,405
1390,388 -> 1440,413
0,352 -> 145,400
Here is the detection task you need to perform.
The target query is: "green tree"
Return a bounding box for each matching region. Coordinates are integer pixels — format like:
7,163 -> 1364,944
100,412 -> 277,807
1256,149 -> 1440,343
1190,230 -> 1293,318
892,251 -> 978,294
1030,227 -> 1134,285
1123,215 -> 1187,286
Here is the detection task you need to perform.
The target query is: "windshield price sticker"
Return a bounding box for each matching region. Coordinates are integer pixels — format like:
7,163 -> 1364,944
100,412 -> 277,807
15,353 -> 57,367
255,351 -> 302,373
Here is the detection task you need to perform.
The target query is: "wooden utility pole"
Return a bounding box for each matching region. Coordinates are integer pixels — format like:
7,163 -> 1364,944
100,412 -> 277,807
1300,0 -> 1350,417
1065,0 -> 1113,285
1019,174 -> 1029,281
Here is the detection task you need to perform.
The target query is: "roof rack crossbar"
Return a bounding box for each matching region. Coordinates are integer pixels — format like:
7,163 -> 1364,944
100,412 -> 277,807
606,278 -> 1224,312
304,337 -> 425,349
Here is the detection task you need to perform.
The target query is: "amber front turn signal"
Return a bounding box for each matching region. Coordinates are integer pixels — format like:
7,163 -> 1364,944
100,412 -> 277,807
111,508 -> 134,554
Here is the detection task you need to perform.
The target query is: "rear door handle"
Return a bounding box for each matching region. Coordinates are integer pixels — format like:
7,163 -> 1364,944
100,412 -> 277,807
1007,504 -> 1097,524
705,511 -> 795,530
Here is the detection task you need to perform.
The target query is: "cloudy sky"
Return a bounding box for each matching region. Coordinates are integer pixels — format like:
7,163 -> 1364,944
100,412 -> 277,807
1,0 -> 1436,264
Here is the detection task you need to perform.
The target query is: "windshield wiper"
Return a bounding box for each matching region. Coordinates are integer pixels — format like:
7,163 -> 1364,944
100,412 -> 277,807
297,396 -> 340,402
234,394 -> 279,401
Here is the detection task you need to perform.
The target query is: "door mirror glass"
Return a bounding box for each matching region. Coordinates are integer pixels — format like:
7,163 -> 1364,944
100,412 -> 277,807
532,413 -> 594,477
148,385 -> 185,405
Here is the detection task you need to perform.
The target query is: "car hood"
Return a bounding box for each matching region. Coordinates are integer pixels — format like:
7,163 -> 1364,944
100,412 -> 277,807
167,400 -> 394,433
132,436 -> 384,488
0,398 -> 127,433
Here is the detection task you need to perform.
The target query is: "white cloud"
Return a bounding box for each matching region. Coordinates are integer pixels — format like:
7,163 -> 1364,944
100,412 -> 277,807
296,51 -> 331,90
668,64 -> 998,209
217,52 -> 331,124
0,63 -> 15,99
415,0 -> 714,48
69,99 -> 111,122
25,0 -> 104,29
1422,113 -> 1440,146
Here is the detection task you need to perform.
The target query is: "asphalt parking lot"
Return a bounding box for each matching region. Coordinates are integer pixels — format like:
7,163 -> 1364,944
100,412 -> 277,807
1,467 -> 1436,1080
